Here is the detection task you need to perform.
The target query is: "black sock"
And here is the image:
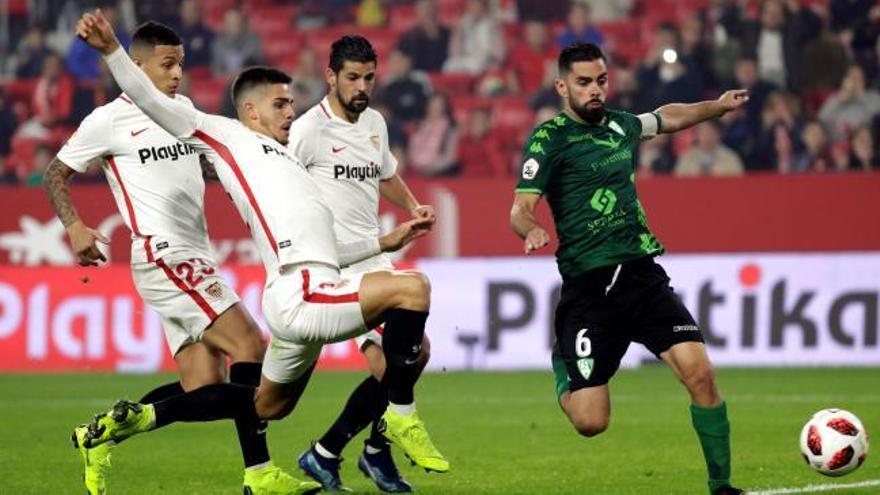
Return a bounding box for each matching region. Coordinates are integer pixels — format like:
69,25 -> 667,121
139,381 -> 184,404
318,376 -> 383,456
152,383 -> 255,429
230,362 -> 270,468
381,309 -> 428,405
366,379 -> 390,450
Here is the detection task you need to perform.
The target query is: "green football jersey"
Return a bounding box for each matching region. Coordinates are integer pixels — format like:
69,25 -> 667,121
515,109 -> 665,277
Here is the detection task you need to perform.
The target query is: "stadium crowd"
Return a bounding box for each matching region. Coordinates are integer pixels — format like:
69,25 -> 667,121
1,0 -> 879,185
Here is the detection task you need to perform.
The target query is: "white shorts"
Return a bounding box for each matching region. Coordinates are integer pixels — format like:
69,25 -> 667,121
262,263 -> 368,383
131,257 -> 239,356
343,253 -> 395,350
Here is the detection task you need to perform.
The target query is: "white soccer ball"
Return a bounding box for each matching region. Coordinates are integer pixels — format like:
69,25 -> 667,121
799,408 -> 869,477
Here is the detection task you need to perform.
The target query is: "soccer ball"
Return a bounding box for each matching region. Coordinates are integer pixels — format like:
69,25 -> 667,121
799,408 -> 869,477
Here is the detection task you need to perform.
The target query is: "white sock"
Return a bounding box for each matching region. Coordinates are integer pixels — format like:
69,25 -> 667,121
314,442 -> 338,459
365,444 -> 383,455
389,402 -> 416,416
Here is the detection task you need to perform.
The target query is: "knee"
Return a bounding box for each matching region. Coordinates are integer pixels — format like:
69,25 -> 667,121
680,364 -> 717,398
255,397 -> 292,421
571,414 -> 609,438
399,272 -> 431,310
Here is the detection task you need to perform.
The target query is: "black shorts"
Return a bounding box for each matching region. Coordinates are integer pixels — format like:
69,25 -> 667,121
553,256 -> 704,393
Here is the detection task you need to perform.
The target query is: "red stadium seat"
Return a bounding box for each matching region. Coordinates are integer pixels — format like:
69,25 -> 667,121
427,72 -> 475,96
388,4 -> 417,33
492,96 -> 533,130
189,78 -> 230,114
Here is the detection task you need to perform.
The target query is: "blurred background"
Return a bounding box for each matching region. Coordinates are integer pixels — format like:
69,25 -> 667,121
0,0 -> 877,374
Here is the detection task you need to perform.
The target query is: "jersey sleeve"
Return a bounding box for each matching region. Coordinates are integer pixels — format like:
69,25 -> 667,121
514,125 -> 556,194
375,113 -> 398,179
56,108 -> 112,172
103,47 -> 209,150
288,114 -> 318,167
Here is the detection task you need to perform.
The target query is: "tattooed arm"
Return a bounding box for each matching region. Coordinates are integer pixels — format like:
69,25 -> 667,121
199,154 -> 219,181
43,157 -> 110,266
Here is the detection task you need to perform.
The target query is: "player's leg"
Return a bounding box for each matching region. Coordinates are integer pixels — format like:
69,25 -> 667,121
634,259 -> 740,495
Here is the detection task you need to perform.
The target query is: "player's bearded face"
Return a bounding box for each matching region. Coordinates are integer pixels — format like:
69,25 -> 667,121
561,60 -> 609,125
137,45 -> 184,97
334,61 -> 376,115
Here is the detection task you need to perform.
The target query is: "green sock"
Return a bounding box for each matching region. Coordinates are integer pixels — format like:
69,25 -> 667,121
690,401 -> 732,493
551,354 -> 569,404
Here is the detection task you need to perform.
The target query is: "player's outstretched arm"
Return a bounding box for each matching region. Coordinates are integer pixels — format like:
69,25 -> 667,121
655,89 -> 750,134
510,192 -> 550,254
43,157 -> 110,266
336,217 -> 432,267
380,174 -> 436,225
76,9 -> 202,139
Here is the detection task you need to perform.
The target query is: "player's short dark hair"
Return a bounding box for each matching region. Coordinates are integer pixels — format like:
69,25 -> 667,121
558,42 -> 606,75
329,35 -> 377,73
131,21 -> 181,50
231,66 -> 292,109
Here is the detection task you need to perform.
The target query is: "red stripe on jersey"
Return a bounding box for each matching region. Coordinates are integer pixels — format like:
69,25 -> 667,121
301,269 -> 360,304
192,130 -> 279,257
118,95 -> 133,104
106,156 -> 141,235
156,258 -> 218,320
143,235 -> 154,263
319,102 -> 332,119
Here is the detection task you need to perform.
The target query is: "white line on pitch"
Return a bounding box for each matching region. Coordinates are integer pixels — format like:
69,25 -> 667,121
749,479 -> 880,494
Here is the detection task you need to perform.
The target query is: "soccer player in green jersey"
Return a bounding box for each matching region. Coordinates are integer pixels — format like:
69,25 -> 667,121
510,43 -> 749,495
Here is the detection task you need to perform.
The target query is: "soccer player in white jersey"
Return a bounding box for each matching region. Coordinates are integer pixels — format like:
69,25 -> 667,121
290,36 -> 434,493
43,21 -> 312,495
73,9 -> 449,483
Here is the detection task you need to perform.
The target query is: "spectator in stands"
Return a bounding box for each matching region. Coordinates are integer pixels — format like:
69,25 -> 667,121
407,93 -> 459,176
356,0 -> 387,27
398,0 -> 451,72
798,11 -> 850,93
529,65 -> 562,111
636,24 -> 702,110
830,0 -> 874,33
14,25 -> 51,78
0,90 -> 18,168
373,102 -> 408,171
458,106 -> 506,176
768,122 -> 800,173
211,9 -> 266,77
376,49 -> 432,123
607,67 -> 638,113
556,2 -> 604,49
818,65 -> 880,137
796,120 -> 832,172
848,124 -> 880,170
757,90 -> 804,169
719,105 -> 757,167
71,59 -> 121,123
15,143 -> 52,187
173,0 -> 214,69
17,53 -> 74,138
638,133 -> 676,175
742,0 -> 821,91
733,56 -> 777,137
679,16 -> 715,90
505,20 -> 556,96
847,3 -> 880,84
291,48 -> 326,114
443,0 -> 505,74
675,121 -> 745,176
65,5 -> 130,80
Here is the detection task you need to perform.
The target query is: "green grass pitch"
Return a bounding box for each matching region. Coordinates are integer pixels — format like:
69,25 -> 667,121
1,367 -> 877,494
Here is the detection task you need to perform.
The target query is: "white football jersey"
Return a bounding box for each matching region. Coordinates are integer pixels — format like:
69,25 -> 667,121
57,94 -> 213,264
289,97 -> 397,243
102,48 -> 340,281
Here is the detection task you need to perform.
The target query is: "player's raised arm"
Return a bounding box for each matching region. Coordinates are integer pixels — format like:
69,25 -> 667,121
336,217 -> 432,266
510,192 -> 550,254
652,90 -> 750,134
76,9 -> 202,140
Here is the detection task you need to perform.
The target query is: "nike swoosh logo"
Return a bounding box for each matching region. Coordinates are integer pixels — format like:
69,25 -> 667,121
404,357 -> 420,365
332,146 -> 346,153
130,127 -> 149,137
